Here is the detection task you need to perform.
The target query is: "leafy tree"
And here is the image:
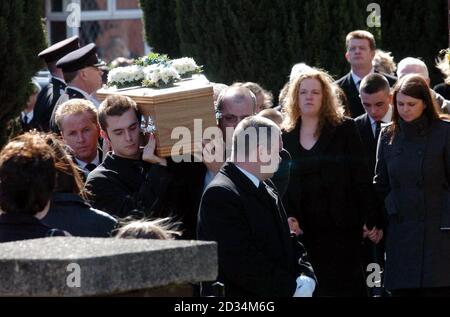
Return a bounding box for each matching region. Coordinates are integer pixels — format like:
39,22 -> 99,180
0,1 -> 46,148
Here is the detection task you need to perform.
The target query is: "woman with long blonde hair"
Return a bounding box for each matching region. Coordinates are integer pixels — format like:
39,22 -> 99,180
282,69 -> 381,297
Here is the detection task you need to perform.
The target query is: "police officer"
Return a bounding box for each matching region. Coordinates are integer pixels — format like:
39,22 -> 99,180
50,43 -> 105,132
34,36 -> 80,132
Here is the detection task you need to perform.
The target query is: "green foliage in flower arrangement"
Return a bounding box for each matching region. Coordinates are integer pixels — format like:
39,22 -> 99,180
134,52 -> 171,67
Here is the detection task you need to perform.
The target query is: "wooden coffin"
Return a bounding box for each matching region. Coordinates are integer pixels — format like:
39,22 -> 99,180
96,76 -> 215,158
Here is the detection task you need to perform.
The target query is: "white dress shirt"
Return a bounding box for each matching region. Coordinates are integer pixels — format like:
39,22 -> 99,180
21,111 -> 34,124
351,67 -> 375,91
368,106 -> 393,137
235,165 -> 260,188
75,152 -> 100,175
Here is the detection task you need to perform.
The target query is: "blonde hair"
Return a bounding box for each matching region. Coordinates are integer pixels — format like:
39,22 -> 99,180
55,99 -> 98,132
436,56 -> 450,84
282,70 -> 345,135
115,217 -> 181,240
373,49 -> 397,76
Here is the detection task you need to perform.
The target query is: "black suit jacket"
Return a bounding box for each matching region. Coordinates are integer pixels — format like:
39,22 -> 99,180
197,162 -> 315,297
152,160 -> 208,240
20,114 -> 43,132
355,113 -> 378,177
335,72 -> 397,118
34,77 -> 66,132
85,153 -> 172,219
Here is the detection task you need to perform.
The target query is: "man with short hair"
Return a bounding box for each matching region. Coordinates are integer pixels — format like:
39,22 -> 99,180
356,73 -> 390,296
198,116 -> 316,297
356,73 -> 392,176
55,99 -> 102,176
336,30 -> 396,118
50,43 -> 105,132
34,36 -> 80,131
85,95 -> 170,218
396,57 -> 450,113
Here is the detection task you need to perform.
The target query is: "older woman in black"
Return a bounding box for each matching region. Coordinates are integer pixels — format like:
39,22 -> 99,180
282,70 -> 381,297
374,74 -> 450,296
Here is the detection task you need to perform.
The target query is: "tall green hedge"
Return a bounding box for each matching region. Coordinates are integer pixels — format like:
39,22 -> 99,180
379,0 -> 448,86
141,0 -> 448,95
140,0 -> 181,58
0,1 -> 46,148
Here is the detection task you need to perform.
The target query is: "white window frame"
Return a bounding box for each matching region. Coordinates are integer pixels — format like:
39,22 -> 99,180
45,0 -> 149,53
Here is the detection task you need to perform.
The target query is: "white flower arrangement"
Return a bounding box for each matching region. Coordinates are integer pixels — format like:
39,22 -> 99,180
106,53 -> 203,89
142,64 -> 180,88
107,65 -> 145,89
171,57 -> 203,78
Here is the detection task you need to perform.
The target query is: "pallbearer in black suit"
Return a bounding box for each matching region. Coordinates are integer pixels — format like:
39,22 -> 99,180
335,30 -> 396,118
54,99 -> 102,178
34,36 -> 80,131
355,73 -> 392,296
50,43 -> 105,132
85,95 -> 172,218
198,116 -> 316,297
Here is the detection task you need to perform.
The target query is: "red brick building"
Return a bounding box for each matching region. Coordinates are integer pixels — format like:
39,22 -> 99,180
44,0 -> 148,63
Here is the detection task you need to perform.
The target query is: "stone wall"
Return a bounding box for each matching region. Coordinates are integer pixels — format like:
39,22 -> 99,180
0,237 -> 217,297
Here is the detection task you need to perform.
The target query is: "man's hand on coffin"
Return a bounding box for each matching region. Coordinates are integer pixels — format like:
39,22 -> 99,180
142,133 -> 167,166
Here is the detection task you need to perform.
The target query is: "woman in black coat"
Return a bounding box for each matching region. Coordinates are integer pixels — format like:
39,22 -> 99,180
282,70 -> 382,297
40,134 -> 117,237
374,74 -> 450,296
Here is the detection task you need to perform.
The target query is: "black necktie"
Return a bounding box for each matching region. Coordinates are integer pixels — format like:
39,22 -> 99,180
85,163 -> 97,172
356,80 -> 361,91
375,121 -> 382,141
23,115 -> 28,125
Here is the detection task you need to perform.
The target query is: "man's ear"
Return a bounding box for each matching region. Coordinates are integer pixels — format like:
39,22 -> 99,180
345,52 -> 350,62
79,69 -> 88,81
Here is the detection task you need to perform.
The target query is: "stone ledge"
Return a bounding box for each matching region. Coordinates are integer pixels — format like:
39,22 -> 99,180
0,237 -> 217,297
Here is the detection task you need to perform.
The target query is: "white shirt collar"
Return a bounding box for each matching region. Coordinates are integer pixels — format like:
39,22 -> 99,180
67,86 -> 100,108
351,67 -> 375,87
21,111 -> 34,121
75,151 -> 100,170
235,165 -> 260,188
368,105 -> 393,126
